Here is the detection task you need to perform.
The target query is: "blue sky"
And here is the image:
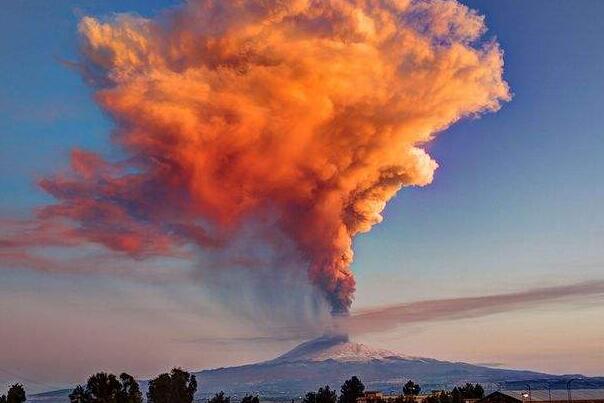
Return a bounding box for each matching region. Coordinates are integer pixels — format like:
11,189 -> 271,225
1,0 -> 603,392
356,0 -> 604,303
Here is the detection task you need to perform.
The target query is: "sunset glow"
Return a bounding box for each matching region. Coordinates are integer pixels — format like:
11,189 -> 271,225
1,0 -> 603,395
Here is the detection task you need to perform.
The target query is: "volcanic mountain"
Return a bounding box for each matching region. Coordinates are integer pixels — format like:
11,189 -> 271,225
30,335 -> 602,402
190,335 -> 596,397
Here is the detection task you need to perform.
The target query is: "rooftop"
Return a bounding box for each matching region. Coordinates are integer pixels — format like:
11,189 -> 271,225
501,390 -> 604,402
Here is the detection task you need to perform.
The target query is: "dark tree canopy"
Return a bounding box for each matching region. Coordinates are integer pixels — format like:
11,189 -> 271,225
459,384 -> 484,399
68,372 -> 142,403
118,373 -> 143,403
86,372 -> 122,403
403,381 -> 421,397
209,392 -> 230,403
451,384 -> 484,403
424,384 -> 485,403
1,384 -> 26,403
303,386 -> 337,403
303,391 -> 316,403
241,395 -> 260,403
339,376 -> 365,403
146,373 -> 172,403
69,386 -> 90,403
147,368 -> 197,403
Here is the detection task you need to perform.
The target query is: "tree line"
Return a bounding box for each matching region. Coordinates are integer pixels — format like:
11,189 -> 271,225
66,369 -> 259,403
424,383 -> 485,403
300,378 -> 483,403
68,368 -> 198,403
1,371 -> 484,403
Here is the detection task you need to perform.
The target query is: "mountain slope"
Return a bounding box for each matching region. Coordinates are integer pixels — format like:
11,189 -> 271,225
192,335 -> 579,397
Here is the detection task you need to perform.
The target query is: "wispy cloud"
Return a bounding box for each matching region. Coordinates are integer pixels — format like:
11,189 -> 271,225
173,280 -> 604,345
335,280 -> 604,335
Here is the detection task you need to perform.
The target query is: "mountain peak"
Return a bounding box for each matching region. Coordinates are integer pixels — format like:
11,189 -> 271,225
272,335 -> 411,363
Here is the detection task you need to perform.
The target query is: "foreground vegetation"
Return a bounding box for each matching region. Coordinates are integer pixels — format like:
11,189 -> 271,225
0,384 -> 26,403
1,371 -> 484,403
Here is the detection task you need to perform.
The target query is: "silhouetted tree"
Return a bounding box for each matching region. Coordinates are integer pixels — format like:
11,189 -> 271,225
117,373 -> 143,403
69,385 -> 91,403
475,385 -> 485,399
451,388 -> 461,403
146,373 -> 171,403
303,386 -> 337,403
86,372 -> 122,403
451,384 -> 484,403
1,384 -> 26,403
339,377 -> 365,403
303,391 -> 317,403
69,372 -> 142,403
403,381 -> 421,397
209,392 -> 230,403
459,384 -> 484,400
241,395 -> 260,403
147,368 -> 197,403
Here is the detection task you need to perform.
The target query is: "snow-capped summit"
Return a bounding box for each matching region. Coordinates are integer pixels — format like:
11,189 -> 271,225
272,334 -> 411,363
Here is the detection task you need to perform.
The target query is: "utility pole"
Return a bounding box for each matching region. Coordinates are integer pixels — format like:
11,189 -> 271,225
567,379 -> 578,403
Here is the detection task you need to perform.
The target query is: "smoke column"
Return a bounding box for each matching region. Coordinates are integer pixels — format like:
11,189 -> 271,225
21,0 -> 510,313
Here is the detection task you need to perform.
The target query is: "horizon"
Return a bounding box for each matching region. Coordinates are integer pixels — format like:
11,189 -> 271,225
1,0 -> 603,395
24,334 -> 604,397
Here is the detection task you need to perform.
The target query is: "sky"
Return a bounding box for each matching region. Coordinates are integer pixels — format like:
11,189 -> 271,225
1,0 -> 603,393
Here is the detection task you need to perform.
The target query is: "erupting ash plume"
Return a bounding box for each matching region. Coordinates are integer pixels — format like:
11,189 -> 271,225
2,0 -> 509,313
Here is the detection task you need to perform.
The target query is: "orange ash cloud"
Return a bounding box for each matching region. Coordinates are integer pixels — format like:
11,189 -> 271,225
5,0 -> 510,313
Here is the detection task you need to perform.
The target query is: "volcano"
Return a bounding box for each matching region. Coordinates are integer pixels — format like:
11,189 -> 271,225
30,335 -> 603,402
188,335 -> 597,398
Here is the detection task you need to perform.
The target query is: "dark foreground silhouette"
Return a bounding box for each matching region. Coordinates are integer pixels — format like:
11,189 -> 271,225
1,384 -> 26,403
60,372 -> 481,403
2,370 -> 486,403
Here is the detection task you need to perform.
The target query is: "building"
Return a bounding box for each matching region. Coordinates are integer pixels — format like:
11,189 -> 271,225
356,392 -> 428,403
357,391 -> 388,403
477,390 -> 604,403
